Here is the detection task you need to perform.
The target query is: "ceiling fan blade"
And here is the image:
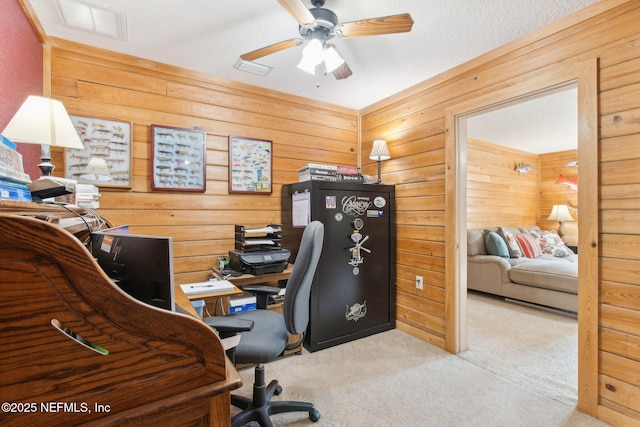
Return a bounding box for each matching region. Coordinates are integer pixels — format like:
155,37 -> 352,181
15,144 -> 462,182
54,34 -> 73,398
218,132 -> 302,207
240,38 -> 304,61
335,13 -> 414,38
332,61 -> 352,80
277,0 -> 316,26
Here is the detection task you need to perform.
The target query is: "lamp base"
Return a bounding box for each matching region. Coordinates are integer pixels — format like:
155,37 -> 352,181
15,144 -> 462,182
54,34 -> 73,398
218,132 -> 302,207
557,221 -> 566,239
38,159 -> 55,177
38,145 -> 55,177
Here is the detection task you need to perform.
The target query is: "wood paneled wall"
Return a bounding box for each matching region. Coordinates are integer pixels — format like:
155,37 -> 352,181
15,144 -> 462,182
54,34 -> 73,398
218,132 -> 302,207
539,149 -> 579,245
465,140 -> 579,246
47,38 -> 358,285
360,0 -> 640,424
466,138 -> 539,229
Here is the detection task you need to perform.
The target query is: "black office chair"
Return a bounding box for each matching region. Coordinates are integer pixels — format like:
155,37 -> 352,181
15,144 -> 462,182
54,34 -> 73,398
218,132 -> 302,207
207,221 -> 324,427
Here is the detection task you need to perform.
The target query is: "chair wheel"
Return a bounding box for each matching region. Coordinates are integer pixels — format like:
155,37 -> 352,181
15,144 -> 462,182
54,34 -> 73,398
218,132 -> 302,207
309,409 -> 321,422
274,384 -> 283,395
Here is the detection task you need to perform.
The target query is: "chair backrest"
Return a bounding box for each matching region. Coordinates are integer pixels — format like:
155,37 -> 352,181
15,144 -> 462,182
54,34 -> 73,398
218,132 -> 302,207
283,221 -> 324,335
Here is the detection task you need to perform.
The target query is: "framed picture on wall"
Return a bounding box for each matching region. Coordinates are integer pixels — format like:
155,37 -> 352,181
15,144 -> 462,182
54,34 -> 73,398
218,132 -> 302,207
151,124 -> 206,192
228,135 -> 272,194
65,115 -> 132,188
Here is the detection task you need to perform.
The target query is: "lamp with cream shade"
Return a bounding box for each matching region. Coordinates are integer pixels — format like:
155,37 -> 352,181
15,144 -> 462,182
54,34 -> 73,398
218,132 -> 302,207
2,95 -> 84,178
546,204 -> 575,238
369,139 -> 391,184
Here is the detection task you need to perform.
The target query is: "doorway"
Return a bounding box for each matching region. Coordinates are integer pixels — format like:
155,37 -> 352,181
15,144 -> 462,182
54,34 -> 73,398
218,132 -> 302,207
462,84 -> 579,404
443,59 -> 599,414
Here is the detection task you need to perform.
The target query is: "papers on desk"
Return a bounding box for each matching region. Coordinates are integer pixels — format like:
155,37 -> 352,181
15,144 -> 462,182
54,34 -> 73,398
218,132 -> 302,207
180,280 -> 236,295
243,226 -> 281,234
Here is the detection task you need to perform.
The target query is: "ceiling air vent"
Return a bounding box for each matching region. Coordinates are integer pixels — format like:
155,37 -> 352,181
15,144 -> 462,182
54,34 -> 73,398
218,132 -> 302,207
56,0 -> 127,41
234,59 -> 272,77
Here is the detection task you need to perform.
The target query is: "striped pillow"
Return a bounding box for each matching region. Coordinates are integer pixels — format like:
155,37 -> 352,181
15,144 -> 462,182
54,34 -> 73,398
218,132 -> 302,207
515,233 -> 542,258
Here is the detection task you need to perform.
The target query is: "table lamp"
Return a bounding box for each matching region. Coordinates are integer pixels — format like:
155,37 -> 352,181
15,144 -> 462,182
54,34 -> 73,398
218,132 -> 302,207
2,95 -> 84,178
369,139 -> 391,184
546,204 -> 574,238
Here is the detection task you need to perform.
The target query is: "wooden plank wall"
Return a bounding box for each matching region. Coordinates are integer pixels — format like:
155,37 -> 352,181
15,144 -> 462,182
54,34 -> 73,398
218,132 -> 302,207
47,38 -> 358,285
466,139 -> 579,242
539,149 -> 579,245
360,1 -> 640,424
466,138 -> 539,229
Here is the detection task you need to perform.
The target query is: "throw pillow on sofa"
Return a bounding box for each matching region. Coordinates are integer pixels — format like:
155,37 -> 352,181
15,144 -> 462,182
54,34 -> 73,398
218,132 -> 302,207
484,230 -> 510,259
498,227 -> 523,258
515,233 -> 542,258
538,230 -> 572,257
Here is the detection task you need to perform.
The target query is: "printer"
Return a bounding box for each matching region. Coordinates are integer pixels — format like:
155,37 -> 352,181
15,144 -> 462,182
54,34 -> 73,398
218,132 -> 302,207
228,249 -> 290,276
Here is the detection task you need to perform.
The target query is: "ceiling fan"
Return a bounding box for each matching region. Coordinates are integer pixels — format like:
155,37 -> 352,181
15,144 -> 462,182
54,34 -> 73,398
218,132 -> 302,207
239,0 -> 414,80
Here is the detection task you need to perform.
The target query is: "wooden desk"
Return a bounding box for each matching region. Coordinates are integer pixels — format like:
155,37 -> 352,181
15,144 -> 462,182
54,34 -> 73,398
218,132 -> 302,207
0,200 -> 109,239
216,264 -> 293,287
0,211 -> 241,426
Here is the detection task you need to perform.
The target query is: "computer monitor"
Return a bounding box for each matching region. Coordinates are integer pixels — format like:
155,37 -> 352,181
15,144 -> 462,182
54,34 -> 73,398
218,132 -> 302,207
90,231 -> 175,312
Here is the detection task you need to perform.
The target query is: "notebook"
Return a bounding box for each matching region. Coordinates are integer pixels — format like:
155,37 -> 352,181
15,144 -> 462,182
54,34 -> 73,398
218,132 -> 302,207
180,280 -> 236,295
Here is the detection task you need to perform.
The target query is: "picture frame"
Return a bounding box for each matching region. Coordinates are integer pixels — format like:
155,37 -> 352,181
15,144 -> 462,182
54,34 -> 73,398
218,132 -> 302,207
151,124 -> 206,192
228,136 -> 272,194
65,115 -> 132,188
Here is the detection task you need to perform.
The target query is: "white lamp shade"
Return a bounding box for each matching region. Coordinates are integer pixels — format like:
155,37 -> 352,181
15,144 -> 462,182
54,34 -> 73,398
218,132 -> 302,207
2,96 -> 84,150
297,38 -> 324,74
369,139 -> 391,161
547,204 -> 574,222
323,45 -> 345,73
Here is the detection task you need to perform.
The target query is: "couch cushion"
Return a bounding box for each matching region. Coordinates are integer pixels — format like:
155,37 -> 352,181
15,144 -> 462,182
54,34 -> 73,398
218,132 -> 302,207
484,230 -> 509,258
467,229 -> 487,256
515,233 -> 543,258
519,226 -> 541,234
509,259 -> 577,294
498,227 -> 523,258
538,230 -> 572,257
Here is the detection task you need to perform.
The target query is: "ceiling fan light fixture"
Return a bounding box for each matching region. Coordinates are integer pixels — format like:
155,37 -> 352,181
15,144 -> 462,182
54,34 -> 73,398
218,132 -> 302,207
323,44 -> 344,73
297,38 -> 324,74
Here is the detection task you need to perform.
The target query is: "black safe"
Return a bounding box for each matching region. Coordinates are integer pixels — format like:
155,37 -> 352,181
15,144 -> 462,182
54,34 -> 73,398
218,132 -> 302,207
282,181 -> 396,352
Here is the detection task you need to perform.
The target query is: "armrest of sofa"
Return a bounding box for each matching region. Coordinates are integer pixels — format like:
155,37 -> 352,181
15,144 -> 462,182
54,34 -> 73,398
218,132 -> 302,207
468,254 -> 512,270
467,255 -> 512,295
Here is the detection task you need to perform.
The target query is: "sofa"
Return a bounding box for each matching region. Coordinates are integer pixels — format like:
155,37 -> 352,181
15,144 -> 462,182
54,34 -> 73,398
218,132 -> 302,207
467,226 -> 577,312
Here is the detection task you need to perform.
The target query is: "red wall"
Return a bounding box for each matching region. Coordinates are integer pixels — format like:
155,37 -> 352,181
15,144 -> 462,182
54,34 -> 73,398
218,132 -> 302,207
0,0 -> 43,179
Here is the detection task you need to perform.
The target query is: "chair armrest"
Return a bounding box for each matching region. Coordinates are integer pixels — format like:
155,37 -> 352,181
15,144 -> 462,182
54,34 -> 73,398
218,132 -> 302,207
204,316 -> 254,333
203,316 -> 254,355
242,285 -> 281,295
242,285 -> 281,309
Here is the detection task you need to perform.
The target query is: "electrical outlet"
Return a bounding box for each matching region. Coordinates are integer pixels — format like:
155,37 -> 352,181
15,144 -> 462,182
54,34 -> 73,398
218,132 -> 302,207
415,275 -> 423,290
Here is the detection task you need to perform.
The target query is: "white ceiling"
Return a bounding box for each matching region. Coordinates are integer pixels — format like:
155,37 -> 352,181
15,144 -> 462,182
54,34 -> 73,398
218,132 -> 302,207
26,0 -> 596,152
467,86 -> 578,154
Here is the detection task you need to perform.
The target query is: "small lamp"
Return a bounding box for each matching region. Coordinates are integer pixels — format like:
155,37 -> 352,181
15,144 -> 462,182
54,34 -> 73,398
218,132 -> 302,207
546,204 -> 575,238
369,139 -> 391,184
2,95 -> 84,178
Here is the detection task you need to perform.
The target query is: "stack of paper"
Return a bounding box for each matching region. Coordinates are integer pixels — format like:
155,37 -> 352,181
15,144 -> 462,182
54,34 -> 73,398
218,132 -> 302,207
180,280 -> 236,295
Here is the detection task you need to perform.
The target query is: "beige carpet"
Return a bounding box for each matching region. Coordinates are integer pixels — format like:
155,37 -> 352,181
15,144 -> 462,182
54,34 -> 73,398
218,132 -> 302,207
232,294 -> 609,426
460,292 -> 578,406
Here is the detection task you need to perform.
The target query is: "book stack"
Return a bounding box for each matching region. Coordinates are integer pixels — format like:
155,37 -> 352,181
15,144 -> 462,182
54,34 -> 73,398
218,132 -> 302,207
75,184 -> 101,209
336,165 -> 363,183
0,134 -> 32,202
298,163 -> 338,182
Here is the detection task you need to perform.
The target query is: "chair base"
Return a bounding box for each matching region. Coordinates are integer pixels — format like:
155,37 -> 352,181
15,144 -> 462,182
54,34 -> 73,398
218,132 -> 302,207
231,364 -> 320,427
